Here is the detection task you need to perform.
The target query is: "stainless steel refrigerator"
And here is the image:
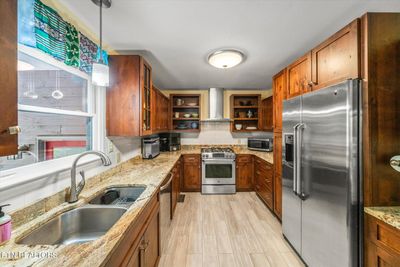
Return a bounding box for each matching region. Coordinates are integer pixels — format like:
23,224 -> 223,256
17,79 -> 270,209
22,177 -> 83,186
282,79 -> 362,267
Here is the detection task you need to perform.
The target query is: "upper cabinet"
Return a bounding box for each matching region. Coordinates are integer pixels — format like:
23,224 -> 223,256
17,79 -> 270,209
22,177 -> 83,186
311,19 -> 360,90
0,0 -> 18,157
282,18 -> 360,100
286,52 -> 312,99
152,86 -> 170,133
272,69 -> 286,132
169,94 -> 201,132
261,96 -> 273,131
107,55 -> 169,137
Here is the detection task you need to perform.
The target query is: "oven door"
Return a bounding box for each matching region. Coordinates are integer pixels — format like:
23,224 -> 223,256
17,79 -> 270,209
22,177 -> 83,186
202,159 -> 235,185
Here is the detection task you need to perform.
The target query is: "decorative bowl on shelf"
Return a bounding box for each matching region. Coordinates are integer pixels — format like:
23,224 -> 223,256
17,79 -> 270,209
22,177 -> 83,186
235,124 -> 243,130
246,126 -> 257,130
187,103 -> 197,106
191,122 -> 198,129
191,113 -> 199,118
183,114 -> 191,118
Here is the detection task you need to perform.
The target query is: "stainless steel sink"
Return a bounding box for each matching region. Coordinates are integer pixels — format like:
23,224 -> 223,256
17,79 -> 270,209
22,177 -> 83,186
17,206 -> 127,245
89,185 -> 147,207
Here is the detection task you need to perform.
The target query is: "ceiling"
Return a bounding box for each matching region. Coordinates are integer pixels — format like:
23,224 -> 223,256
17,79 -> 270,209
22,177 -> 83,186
62,0 -> 400,89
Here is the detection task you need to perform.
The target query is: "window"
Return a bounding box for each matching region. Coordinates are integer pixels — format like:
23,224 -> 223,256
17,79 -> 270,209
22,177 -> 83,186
0,46 -> 94,171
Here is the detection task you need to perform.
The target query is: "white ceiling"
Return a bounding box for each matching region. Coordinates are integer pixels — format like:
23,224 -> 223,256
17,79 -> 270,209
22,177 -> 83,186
62,0 -> 400,89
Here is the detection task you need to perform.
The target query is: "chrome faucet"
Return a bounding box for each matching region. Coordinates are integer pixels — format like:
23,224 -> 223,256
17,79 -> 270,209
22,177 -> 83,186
67,151 -> 112,203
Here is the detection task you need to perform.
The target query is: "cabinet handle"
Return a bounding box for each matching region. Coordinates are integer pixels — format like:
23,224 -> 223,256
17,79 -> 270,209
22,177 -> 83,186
2,126 -> 21,136
308,81 -> 315,87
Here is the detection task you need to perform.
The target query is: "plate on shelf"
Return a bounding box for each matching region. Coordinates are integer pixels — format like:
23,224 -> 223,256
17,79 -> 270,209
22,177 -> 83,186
245,126 -> 257,130
187,103 -> 197,106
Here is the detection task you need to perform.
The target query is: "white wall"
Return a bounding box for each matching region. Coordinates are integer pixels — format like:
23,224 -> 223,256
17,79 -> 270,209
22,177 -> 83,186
180,122 -> 272,145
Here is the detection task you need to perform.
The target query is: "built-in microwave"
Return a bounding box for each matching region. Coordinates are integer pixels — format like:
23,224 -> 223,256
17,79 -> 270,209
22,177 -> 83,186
247,137 -> 273,152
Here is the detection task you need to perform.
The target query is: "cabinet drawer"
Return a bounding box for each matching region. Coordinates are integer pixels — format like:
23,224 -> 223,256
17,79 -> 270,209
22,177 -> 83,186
183,154 -> 200,163
237,154 -> 253,163
368,216 -> 400,255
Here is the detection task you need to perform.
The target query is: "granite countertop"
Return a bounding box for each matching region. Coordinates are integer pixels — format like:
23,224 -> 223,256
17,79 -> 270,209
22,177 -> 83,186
0,146 -> 272,267
364,206 -> 400,230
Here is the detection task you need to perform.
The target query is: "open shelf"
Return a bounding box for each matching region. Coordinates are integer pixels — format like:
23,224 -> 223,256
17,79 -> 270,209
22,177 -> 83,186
230,94 -> 261,132
170,94 -> 201,132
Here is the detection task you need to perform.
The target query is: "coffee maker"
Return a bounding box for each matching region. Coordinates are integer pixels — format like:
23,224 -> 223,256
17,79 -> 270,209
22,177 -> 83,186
159,133 -> 181,151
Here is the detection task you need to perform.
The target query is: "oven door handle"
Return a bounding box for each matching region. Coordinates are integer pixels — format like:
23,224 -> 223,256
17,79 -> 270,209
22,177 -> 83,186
202,159 -> 235,164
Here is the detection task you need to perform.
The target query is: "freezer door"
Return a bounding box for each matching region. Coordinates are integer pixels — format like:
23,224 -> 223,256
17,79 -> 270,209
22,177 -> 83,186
282,95 -> 302,254
300,80 -> 360,267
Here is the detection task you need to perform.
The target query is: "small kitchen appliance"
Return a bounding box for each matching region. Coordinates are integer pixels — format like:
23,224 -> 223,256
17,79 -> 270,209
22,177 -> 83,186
159,133 -> 181,152
201,147 -> 236,194
142,136 -> 160,159
247,137 -> 273,152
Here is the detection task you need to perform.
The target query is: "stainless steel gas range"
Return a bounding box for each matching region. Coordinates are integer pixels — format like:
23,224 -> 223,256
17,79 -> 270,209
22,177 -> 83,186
201,147 -> 236,194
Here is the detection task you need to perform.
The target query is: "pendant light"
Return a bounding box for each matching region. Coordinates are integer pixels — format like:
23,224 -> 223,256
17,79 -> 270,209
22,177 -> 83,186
23,71 -> 38,99
91,0 -> 111,87
52,70 -> 64,100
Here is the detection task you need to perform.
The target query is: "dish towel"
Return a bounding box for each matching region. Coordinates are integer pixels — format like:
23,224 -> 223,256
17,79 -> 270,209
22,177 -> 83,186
79,32 -> 98,73
34,0 -> 66,61
64,23 -> 80,67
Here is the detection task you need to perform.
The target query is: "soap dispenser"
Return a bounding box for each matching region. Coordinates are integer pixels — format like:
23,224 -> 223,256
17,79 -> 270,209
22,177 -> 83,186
0,204 -> 11,244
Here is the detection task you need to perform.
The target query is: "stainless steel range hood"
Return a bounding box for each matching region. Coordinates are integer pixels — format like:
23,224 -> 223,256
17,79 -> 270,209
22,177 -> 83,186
202,88 -> 231,122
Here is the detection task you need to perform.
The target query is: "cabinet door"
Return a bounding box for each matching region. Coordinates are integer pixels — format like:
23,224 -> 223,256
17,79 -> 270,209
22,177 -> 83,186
273,133 -> 282,219
272,69 -> 286,132
311,19 -> 360,90
141,58 -> 152,136
236,155 -> 254,191
125,236 -> 145,267
286,53 -> 312,98
0,0 -> 18,156
182,155 -> 201,191
143,206 -> 160,267
261,97 -> 273,131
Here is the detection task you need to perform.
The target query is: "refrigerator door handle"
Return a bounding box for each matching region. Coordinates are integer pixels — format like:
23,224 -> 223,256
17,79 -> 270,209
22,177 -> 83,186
297,123 -> 307,200
293,123 -> 301,194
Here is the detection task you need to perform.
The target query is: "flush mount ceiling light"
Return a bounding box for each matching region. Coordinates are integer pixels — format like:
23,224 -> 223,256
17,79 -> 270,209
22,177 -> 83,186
208,49 -> 245,69
91,0 -> 111,87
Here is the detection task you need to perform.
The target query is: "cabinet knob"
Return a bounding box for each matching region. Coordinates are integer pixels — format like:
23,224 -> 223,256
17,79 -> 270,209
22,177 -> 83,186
2,126 -> 21,135
308,81 -> 315,87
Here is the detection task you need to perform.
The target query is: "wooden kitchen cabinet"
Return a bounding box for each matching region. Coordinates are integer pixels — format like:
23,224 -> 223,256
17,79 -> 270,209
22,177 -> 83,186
273,133 -> 282,219
260,96 -> 273,131
365,213 -> 400,267
254,157 -> 274,210
286,52 -> 312,98
0,0 -> 18,157
171,157 -> 182,217
152,86 -> 170,133
236,155 -> 254,191
107,55 -> 153,137
311,19 -> 360,90
181,154 -> 201,192
107,192 -> 160,267
272,69 -> 286,132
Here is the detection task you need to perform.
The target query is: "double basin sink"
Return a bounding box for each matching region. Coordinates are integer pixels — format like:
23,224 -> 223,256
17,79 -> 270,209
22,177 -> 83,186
17,186 -> 146,246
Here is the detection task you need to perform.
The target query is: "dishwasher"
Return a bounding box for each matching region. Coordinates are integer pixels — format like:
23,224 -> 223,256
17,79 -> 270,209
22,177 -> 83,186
159,172 -> 173,252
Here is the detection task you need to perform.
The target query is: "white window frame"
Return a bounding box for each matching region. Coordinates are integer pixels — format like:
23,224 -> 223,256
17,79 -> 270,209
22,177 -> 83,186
0,45 -> 106,191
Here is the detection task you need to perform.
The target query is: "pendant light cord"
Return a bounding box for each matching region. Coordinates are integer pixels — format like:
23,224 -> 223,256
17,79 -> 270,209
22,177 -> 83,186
99,0 -> 103,63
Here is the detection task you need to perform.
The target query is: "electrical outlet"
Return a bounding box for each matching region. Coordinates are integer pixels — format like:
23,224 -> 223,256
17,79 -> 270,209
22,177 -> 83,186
108,140 -> 114,153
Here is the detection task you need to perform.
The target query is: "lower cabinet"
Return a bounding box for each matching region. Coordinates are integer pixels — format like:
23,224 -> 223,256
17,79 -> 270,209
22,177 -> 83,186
181,154 -> 201,192
236,155 -> 254,191
254,157 -> 274,210
171,157 -> 182,217
107,192 -> 160,267
365,213 -> 400,267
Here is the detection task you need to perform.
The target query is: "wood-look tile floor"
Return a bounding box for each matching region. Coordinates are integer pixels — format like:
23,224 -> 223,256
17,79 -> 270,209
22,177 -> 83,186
159,192 -> 304,267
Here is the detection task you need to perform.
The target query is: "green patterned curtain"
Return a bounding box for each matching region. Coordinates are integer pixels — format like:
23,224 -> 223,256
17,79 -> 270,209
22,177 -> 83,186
65,23 -> 80,67
34,0 -> 66,61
